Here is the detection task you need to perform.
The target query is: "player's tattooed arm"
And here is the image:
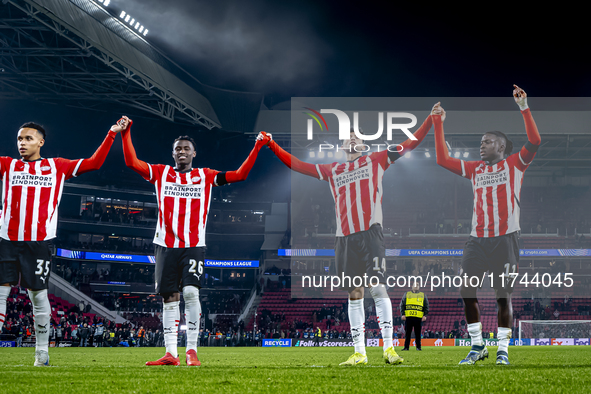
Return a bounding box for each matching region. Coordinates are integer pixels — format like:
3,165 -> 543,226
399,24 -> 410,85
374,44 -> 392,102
433,103 -> 463,176
388,110 -> 433,162
513,84 -> 541,157
219,132 -> 271,185
267,136 -> 321,179
75,116 -> 128,175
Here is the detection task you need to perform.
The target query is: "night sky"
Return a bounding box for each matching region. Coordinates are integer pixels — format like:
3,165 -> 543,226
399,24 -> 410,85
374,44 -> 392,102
111,0 -> 591,103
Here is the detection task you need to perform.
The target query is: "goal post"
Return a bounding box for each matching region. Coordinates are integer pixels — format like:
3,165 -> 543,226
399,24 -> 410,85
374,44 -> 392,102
518,320 -> 591,344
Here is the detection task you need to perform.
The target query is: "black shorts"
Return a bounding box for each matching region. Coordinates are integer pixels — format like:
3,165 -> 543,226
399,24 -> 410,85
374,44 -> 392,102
0,239 -> 53,291
334,224 -> 386,290
154,245 -> 205,295
460,231 -> 520,292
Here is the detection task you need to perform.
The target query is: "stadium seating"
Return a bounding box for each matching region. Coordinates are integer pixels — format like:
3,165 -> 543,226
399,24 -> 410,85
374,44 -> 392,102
8,287 -> 99,326
249,286 -> 591,337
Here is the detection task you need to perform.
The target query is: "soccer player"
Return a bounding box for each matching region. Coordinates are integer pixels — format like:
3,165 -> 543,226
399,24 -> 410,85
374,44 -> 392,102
0,117 -> 127,366
120,117 -> 270,366
433,85 -> 541,365
264,108 -> 435,365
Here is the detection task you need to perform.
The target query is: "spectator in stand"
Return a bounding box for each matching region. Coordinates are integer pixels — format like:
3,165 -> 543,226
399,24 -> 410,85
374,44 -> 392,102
71,325 -> 78,343
49,324 -> 56,346
146,329 -> 155,347
78,323 -> 90,347
137,326 -> 146,347
94,322 -> 104,347
199,329 -> 205,347
14,323 -> 23,347
55,325 -> 63,347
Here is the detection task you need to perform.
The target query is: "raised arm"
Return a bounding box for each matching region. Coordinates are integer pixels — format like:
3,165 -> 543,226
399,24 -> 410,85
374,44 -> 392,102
433,103 -> 463,176
120,117 -> 152,180
267,137 -> 320,179
513,84 -> 541,163
221,132 -> 271,184
74,119 -> 123,176
388,113 -> 433,161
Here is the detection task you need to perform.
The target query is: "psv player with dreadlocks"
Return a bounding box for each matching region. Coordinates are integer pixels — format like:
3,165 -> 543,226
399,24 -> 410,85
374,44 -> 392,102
433,85 -> 541,365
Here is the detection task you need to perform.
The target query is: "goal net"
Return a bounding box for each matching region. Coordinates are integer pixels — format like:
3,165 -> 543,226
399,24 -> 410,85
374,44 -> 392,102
518,320 -> 591,342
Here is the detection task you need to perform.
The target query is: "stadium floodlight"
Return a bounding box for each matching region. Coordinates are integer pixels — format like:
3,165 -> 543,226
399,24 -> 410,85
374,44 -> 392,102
463,152 -> 469,158
404,151 -> 412,159
117,10 -> 149,37
454,151 -> 461,158
335,151 -> 344,159
327,152 -> 333,158
425,149 -> 431,158
104,0 -> 110,5
309,151 -> 316,158
318,151 -> 325,159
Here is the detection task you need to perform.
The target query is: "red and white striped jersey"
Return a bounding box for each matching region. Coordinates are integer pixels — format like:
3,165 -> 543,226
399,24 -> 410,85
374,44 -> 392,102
144,164 -> 219,248
0,157 -> 82,241
461,150 -> 534,238
315,151 -> 391,237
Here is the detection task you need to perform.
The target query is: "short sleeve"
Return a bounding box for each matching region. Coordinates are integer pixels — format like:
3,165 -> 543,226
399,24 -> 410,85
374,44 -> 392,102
507,150 -> 531,172
54,158 -> 83,180
369,150 -> 391,170
202,168 -> 220,186
460,160 -> 481,180
315,163 -> 334,182
145,163 -> 162,184
0,157 -> 12,179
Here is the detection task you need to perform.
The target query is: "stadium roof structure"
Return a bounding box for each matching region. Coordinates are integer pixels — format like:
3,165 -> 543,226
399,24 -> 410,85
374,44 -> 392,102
0,0 -> 264,132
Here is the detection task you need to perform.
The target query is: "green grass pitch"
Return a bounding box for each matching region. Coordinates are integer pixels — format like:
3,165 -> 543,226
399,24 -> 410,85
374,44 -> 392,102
1,346 -> 590,393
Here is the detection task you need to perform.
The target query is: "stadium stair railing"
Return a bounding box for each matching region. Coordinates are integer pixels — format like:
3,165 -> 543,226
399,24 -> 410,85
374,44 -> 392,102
49,273 -> 128,324
238,287 -> 262,328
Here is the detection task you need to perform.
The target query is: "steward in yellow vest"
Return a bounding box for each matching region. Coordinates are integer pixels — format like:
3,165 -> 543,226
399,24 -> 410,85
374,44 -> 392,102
400,283 -> 429,350
314,327 -> 321,346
